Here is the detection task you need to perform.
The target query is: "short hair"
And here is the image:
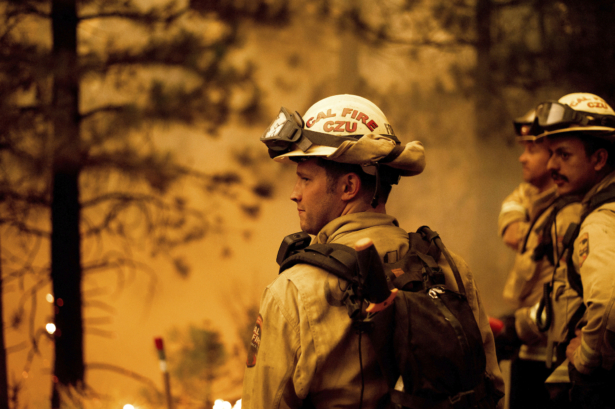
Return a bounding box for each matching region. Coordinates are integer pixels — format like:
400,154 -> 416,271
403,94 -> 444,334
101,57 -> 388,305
314,158 -> 392,205
578,133 -> 615,168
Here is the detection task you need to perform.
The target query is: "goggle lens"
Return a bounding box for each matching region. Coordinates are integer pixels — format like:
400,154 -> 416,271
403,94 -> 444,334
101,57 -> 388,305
513,109 -> 539,137
536,102 -> 569,128
263,111 -> 289,140
260,107 -> 304,153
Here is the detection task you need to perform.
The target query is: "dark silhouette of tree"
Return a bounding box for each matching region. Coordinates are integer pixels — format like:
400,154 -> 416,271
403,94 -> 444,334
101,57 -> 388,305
0,0 -> 286,406
427,0 -> 615,138
0,239 -> 7,409
307,0 -> 615,139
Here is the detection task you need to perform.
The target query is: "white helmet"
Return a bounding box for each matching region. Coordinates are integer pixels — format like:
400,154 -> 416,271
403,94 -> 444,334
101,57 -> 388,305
535,92 -> 615,140
260,94 -> 425,177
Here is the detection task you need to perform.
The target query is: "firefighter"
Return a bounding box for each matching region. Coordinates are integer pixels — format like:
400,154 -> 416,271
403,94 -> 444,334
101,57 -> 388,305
534,92 -> 615,408
497,107 -> 582,409
242,94 -> 504,408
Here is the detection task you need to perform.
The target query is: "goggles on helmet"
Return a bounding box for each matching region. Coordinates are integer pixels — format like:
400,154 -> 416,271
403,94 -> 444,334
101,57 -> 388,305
260,106 -> 381,158
513,109 -> 541,138
535,101 -> 615,131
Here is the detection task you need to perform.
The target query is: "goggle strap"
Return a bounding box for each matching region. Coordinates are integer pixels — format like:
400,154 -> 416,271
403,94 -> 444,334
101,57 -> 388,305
301,129 -> 362,147
296,136 -> 313,152
371,164 -> 381,208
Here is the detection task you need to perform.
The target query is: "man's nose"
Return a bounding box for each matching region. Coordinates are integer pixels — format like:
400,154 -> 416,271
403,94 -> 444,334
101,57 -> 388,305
290,182 -> 300,202
547,155 -> 557,171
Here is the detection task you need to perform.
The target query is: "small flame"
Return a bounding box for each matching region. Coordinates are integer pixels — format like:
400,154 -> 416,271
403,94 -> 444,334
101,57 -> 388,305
213,399 -> 241,409
46,323 -> 56,334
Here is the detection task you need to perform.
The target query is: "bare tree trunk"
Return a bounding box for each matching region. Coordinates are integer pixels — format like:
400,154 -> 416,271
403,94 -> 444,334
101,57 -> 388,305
0,236 -> 9,409
474,0 -> 494,140
337,28 -> 359,95
50,0 -> 84,407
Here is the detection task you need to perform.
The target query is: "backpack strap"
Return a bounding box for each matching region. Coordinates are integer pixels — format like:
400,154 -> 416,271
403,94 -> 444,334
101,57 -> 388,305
519,202 -> 552,255
562,223 -> 583,297
581,182 -> 615,221
532,195 -> 580,264
279,243 -> 358,282
418,225 -> 466,296
534,197 -> 581,334
278,242 -> 368,318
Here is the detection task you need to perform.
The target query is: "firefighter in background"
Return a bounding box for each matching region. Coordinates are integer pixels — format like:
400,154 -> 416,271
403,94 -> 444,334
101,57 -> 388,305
242,95 -> 504,408
496,108 -> 581,409
534,92 -> 615,408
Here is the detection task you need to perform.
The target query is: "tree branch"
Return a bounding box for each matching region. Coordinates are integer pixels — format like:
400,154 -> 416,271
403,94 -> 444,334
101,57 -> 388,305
6,4 -> 50,20
79,9 -> 187,24
80,104 -> 133,120
85,362 -> 160,393
0,218 -> 49,238
0,190 -> 50,208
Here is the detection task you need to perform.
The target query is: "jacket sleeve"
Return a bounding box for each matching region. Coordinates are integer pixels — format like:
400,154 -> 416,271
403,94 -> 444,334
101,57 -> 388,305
572,209 -> 615,374
242,279 -> 303,409
498,183 -> 531,237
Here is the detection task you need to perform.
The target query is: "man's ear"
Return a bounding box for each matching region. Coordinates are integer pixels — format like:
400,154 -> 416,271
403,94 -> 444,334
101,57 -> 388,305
592,148 -> 609,172
340,173 -> 361,201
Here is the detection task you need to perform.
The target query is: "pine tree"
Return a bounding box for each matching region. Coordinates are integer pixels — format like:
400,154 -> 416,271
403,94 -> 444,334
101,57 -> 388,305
0,0 -> 287,406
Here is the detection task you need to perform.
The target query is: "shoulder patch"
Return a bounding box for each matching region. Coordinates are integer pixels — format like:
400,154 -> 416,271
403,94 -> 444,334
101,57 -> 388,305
246,314 -> 262,368
578,232 -> 589,268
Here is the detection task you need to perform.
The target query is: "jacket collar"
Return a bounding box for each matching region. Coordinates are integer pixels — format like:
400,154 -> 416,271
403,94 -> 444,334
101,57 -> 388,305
528,185 -> 558,222
313,212 -> 399,245
582,169 -> 615,206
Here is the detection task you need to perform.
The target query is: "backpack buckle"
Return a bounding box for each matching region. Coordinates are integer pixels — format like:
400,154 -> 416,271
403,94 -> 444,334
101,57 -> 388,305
428,287 -> 444,299
448,390 -> 475,406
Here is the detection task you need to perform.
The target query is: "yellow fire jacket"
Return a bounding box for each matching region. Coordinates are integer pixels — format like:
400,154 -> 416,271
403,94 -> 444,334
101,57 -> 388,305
499,184 -> 560,309
544,202 -> 583,351
571,171 -> 615,374
241,212 -> 504,409
499,184 -> 582,354
498,182 -> 537,240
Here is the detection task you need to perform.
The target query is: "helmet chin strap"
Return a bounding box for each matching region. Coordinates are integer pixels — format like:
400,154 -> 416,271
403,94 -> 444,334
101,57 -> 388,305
369,164 -> 401,208
371,164 -> 381,208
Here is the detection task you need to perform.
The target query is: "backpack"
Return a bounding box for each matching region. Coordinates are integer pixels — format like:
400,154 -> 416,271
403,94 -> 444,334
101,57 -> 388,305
277,226 -> 502,409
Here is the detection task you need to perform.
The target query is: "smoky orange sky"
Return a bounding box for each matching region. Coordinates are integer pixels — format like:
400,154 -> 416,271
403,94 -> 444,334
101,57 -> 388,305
2,7 -> 529,408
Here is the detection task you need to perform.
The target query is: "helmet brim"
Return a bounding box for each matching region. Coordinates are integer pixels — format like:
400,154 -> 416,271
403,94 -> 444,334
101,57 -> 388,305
535,125 -> 615,141
515,134 -> 538,142
272,145 -> 337,163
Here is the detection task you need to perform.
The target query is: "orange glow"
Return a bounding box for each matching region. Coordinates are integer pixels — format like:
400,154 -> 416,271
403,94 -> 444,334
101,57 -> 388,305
213,399 -> 241,409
